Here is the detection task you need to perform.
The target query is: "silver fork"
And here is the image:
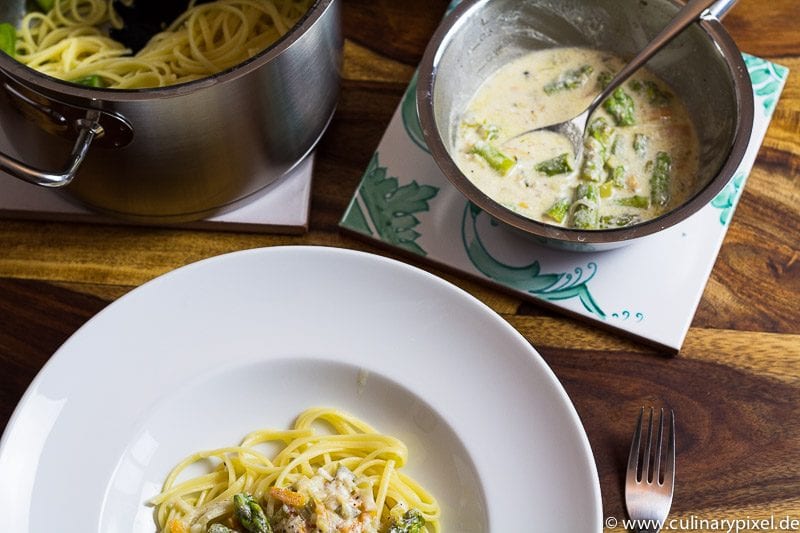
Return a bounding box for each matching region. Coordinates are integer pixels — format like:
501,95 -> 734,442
625,407 -> 676,533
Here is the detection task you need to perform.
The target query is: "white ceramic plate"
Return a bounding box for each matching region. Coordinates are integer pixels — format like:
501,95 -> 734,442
0,246 -> 601,532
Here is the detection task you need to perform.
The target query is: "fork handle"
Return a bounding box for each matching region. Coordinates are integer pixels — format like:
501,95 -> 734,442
589,0 -> 731,111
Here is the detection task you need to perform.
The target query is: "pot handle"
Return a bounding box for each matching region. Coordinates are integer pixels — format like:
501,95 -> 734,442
703,0 -> 738,20
0,109 -> 103,188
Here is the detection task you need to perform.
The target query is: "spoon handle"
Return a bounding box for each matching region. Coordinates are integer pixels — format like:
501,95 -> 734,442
589,0 -> 729,110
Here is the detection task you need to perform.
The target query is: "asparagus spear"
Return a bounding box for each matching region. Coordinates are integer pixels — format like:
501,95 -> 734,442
644,80 -> 672,106
463,121 -> 500,141
597,71 -> 613,90
650,152 -> 672,207
544,198 -> 571,223
630,79 -> 672,105
544,65 -> 593,94
535,153 -> 573,176
471,141 -> 515,175
588,117 -> 614,145
609,165 -> 625,188
600,214 -> 642,228
603,87 -> 636,126
0,23 -> 15,58
600,165 -> 625,198
389,509 -> 427,533
571,183 -> 600,229
71,75 -> 107,88
580,137 -> 606,182
233,493 -> 272,533
616,195 -> 650,209
633,133 -> 649,157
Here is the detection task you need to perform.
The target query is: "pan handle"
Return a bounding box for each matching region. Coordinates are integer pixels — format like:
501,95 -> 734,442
0,110 -> 103,188
703,0 -> 738,20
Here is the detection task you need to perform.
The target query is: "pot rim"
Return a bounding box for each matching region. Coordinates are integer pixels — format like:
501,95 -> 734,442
0,0 -> 333,101
416,0 -> 754,246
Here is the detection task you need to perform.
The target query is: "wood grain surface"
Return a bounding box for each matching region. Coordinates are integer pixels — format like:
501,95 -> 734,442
1,0 -> 798,530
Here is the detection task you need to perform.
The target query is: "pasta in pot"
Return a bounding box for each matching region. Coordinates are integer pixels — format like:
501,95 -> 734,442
11,0 -> 313,89
150,407 -> 442,533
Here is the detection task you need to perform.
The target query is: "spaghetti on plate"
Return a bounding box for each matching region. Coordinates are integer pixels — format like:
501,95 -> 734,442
150,407 -> 441,533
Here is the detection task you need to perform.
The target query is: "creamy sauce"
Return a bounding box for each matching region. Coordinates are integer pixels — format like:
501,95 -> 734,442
454,47 -> 700,229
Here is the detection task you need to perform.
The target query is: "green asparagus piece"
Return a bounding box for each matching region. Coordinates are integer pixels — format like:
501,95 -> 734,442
644,80 -> 672,106
36,0 -> 56,11
597,71 -> 613,90
535,153 -> 573,176
71,75 -> 107,88
471,141 -> 515,175
389,509 -> 427,533
588,117 -> 614,145
616,195 -> 650,209
600,214 -> 641,228
580,137 -> 606,182
571,183 -> 600,229
544,198 -> 571,223
544,65 -> 593,94
464,121 -> 500,141
481,123 -> 500,141
650,152 -> 672,207
208,525 -> 236,533
633,133 -> 649,157
233,493 -> 272,533
0,23 -> 16,58
609,165 -> 625,188
629,79 -> 671,105
610,133 -> 625,156
602,87 -> 636,126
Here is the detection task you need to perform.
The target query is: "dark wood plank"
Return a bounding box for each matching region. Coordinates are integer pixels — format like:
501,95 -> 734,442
0,279 -> 108,425
544,347 -> 800,523
342,0 -> 449,65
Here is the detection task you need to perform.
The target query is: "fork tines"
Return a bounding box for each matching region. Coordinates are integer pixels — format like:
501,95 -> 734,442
627,406 -> 675,490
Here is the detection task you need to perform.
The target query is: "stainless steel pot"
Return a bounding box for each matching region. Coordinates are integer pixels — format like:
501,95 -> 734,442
417,0 -> 753,251
0,0 -> 341,222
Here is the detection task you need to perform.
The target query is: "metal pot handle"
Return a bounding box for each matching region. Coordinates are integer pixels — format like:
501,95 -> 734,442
703,0 -> 738,20
0,109 -> 103,188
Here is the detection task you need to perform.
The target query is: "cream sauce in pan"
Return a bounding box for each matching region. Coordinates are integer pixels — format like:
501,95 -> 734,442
454,47 -> 699,229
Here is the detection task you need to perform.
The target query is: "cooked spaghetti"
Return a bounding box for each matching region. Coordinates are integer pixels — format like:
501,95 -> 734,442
11,0 -> 312,89
150,407 -> 441,533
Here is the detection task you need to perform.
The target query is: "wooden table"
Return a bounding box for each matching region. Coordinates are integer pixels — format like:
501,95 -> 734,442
1,0 -> 798,530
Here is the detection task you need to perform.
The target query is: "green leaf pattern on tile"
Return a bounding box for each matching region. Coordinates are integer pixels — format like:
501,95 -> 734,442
461,203 -> 606,318
401,71 -> 430,153
356,153 -> 439,256
743,53 -> 789,116
711,172 -> 746,226
340,196 -> 372,236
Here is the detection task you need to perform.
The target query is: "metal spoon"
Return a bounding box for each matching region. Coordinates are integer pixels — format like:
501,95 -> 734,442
507,0 -> 728,159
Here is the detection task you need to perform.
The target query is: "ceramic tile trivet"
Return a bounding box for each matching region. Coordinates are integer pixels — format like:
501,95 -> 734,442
0,139 -> 315,234
340,53 -> 788,352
